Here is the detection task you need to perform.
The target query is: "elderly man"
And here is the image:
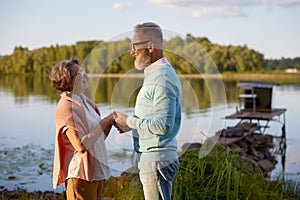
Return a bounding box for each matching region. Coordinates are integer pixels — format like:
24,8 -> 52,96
114,22 -> 182,200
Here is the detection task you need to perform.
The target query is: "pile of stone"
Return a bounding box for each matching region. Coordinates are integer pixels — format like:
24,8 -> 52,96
217,122 -> 277,176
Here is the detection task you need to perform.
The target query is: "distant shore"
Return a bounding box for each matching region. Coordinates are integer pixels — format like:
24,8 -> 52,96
89,72 -> 300,79
88,72 -> 300,84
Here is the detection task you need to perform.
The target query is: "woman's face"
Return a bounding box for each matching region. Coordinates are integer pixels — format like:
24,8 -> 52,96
71,64 -> 88,94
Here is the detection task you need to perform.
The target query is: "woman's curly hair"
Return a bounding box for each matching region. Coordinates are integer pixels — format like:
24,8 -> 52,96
49,58 -> 80,92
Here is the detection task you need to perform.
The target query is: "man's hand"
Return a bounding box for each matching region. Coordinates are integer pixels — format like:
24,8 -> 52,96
113,111 -> 132,133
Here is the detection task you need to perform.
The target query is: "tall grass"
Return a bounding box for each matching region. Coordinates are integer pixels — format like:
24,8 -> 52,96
103,145 -> 300,200
173,146 -> 242,199
173,146 -> 300,200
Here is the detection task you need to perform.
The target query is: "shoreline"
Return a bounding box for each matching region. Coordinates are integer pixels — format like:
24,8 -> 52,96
0,189 -> 65,199
89,72 -> 300,79
87,72 -> 300,85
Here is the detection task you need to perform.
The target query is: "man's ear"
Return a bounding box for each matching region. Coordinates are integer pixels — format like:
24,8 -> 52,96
148,42 -> 155,53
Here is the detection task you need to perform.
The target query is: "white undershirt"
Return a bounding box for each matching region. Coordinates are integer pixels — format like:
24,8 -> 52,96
64,93 -> 110,180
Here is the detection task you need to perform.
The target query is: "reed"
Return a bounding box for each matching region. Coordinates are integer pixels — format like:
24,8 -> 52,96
103,145 -> 300,200
172,145 -> 300,200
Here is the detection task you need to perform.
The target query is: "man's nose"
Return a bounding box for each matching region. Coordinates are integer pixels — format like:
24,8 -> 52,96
130,49 -> 136,56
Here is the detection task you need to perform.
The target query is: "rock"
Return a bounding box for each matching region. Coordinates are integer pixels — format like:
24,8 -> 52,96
121,166 -> 138,177
238,156 -> 261,174
43,191 -> 62,199
247,147 -> 261,161
230,144 -> 243,153
253,133 -> 266,145
220,127 -> 244,137
258,159 -> 275,173
182,143 -> 202,151
236,122 -> 258,132
215,121 -> 279,177
236,139 -> 248,148
245,135 -> 255,144
264,134 -> 274,147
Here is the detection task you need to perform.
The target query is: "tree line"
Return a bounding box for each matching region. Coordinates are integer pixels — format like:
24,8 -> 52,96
0,34 -> 299,75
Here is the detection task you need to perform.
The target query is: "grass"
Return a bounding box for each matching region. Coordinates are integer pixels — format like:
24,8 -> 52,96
172,146 -> 299,200
2,145 -> 299,200
103,145 -> 300,200
220,72 -> 300,84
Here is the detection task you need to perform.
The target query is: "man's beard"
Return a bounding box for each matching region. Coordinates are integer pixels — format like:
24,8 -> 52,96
134,49 -> 151,70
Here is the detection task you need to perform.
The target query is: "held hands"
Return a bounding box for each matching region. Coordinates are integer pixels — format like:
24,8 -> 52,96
101,111 -> 131,136
81,113 -> 115,148
113,111 -> 132,133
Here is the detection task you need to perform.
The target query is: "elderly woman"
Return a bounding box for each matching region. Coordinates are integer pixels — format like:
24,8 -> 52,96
49,58 -> 114,200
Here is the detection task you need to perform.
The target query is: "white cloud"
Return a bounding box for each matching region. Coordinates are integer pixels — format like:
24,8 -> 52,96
264,0 -> 300,6
213,6 -> 247,17
113,2 -> 135,11
189,8 -> 208,18
147,0 -> 300,18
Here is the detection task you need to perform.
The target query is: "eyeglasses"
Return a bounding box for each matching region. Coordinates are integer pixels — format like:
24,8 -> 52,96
131,40 -> 151,51
78,70 -> 86,76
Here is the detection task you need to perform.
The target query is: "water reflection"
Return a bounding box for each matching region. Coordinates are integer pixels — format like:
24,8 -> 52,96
0,75 -> 299,191
0,75 -> 241,116
0,75 -> 59,104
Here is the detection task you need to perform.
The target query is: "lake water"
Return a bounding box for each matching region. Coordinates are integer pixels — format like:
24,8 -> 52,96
0,75 -> 299,192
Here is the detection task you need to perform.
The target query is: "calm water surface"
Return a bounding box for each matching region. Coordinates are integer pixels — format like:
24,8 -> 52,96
0,75 -> 299,192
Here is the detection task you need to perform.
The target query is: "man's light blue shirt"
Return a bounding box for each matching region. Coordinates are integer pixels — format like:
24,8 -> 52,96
126,57 -> 182,162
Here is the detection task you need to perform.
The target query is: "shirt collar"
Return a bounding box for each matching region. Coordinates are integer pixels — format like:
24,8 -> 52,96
144,57 -> 169,77
61,91 -> 83,106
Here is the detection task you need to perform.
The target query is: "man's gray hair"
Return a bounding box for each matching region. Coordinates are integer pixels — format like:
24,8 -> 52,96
134,22 -> 163,45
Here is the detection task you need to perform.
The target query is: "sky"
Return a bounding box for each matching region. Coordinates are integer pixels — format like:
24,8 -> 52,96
0,0 -> 300,59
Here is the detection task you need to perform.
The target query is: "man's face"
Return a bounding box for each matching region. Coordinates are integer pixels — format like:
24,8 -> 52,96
131,31 -> 151,70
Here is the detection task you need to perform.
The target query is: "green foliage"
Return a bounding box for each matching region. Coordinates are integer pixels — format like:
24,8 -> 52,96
265,57 -> 300,71
173,146 -> 294,200
101,146 -> 300,200
103,174 -> 144,200
1,34 -> 298,75
75,40 -> 99,61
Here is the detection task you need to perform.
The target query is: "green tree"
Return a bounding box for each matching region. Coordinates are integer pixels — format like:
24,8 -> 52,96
1,35 -> 299,75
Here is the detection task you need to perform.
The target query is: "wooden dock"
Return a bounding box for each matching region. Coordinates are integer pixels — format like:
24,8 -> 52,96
218,82 -> 288,177
225,108 -> 286,121
225,108 -> 286,135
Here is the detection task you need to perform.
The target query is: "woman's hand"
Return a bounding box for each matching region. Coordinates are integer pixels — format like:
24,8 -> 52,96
100,113 -> 115,138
